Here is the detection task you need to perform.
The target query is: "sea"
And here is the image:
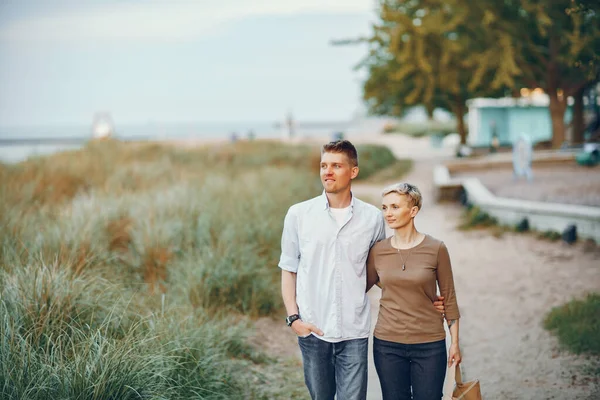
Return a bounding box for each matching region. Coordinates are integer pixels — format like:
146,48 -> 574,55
0,119 -> 385,164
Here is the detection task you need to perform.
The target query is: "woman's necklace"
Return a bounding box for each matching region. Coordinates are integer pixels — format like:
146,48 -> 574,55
393,235 -> 419,271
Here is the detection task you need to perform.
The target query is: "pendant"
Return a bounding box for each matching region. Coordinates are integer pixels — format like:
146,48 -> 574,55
402,264 -> 406,271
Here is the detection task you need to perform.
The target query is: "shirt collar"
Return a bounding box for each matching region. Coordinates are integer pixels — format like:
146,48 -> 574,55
320,190 -> 355,211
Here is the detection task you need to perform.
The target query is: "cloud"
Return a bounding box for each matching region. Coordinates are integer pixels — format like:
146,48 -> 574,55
0,0 -> 374,44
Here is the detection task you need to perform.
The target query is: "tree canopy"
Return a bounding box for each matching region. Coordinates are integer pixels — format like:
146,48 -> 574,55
337,0 -> 600,146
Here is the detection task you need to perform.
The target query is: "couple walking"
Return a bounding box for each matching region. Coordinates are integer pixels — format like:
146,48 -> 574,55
279,140 -> 461,400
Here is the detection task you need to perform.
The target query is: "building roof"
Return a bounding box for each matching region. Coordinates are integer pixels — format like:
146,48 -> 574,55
467,94 -> 550,109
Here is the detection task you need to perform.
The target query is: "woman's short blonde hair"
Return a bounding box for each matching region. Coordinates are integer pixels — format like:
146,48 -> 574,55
382,182 -> 423,209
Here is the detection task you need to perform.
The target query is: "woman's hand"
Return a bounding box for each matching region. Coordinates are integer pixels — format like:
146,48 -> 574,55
448,343 -> 461,367
291,320 -> 324,337
433,295 -> 445,316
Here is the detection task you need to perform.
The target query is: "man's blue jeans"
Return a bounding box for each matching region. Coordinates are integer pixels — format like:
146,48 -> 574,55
373,337 -> 447,400
298,334 -> 368,400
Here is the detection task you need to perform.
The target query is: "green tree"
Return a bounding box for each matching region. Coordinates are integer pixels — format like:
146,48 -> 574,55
497,0 -> 600,146
336,0 -> 517,144
338,0 -> 600,147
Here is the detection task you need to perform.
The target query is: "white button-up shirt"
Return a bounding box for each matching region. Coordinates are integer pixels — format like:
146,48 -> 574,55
279,192 -> 386,342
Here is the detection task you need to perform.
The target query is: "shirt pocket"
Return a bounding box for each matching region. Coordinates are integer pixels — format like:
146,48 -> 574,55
300,237 -> 323,271
299,238 -> 313,262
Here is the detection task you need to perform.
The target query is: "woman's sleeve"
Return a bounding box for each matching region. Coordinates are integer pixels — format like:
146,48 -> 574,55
437,241 -> 460,320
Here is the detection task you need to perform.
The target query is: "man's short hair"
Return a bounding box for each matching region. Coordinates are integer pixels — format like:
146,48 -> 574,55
321,140 -> 358,167
382,182 -> 423,209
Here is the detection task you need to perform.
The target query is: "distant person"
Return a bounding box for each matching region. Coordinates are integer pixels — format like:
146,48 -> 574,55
285,111 -> 295,139
490,133 -> 500,153
367,182 -> 461,400
489,121 -> 499,153
513,134 -> 532,181
278,140 -> 446,400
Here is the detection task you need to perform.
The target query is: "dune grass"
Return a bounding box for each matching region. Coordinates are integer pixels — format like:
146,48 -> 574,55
354,144 -> 398,180
383,120 -> 459,137
0,138 -> 396,398
0,139 -> 324,398
364,159 -> 413,184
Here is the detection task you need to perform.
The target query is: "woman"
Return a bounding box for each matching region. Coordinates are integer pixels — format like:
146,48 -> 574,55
366,182 -> 461,400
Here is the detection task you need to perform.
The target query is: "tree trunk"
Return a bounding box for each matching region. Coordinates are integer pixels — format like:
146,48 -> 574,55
572,87 -> 585,144
425,104 -> 435,120
549,90 -> 567,148
453,99 -> 467,144
546,36 -> 568,148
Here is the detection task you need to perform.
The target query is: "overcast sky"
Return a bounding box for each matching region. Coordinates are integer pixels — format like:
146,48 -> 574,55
0,0 -> 377,126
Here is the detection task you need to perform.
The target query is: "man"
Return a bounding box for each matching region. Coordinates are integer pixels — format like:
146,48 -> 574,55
279,140 -> 445,399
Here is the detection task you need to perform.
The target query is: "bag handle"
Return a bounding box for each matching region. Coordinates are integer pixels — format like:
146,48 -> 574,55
442,362 -> 457,400
455,364 -> 464,385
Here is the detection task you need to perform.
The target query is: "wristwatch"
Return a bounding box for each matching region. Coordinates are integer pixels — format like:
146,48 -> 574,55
285,314 -> 300,327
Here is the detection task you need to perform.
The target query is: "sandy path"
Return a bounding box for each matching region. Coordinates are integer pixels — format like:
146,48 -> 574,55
351,134 -> 600,400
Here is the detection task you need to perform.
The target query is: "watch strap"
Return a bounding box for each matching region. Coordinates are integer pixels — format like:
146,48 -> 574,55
286,314 -> 300,327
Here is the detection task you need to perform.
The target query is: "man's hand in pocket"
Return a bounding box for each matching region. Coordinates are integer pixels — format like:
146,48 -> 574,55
292,320 -> 324,337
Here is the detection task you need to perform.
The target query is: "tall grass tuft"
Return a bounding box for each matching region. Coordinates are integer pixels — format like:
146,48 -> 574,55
0,261 -> 259,399
544,293 -> 600,356
354,144 -> 397,180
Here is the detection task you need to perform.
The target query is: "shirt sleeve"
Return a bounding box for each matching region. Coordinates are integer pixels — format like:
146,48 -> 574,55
372,212 -> 386,246
437,241 -> 460,320
366,246 -> 379,292
278,207 -> 300,273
